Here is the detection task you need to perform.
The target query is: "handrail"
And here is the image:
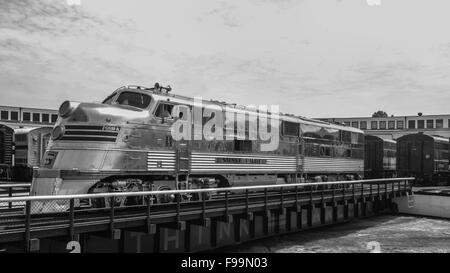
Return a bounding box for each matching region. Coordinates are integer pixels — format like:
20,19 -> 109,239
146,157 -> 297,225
0,183 -> 31,188
0,177 -> 414,203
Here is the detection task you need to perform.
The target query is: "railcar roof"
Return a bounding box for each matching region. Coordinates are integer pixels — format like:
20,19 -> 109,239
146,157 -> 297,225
0,123 -> 23,130
383,138 -> 397,144
14,126 -> 52,134
431,135 -> 449,143
398,133 -> 449,143
117,86 -> 363,134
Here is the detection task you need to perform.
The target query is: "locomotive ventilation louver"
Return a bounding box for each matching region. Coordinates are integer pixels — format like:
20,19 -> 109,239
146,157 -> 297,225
60,125 -> 119,142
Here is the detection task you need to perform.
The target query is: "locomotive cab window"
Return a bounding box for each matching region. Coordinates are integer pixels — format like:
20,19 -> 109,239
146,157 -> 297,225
154,103 -> 175,119
116,92 -> 151,109
102,92 -> 117,104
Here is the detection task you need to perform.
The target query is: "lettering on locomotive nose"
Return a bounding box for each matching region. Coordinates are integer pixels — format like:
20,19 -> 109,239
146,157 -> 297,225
102,125 -> 121,132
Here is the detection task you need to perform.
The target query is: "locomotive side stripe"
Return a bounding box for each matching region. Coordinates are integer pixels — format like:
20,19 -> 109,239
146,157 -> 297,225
146,150 -> 363,173
303,157 -> 363,172
147,151 -> 176,171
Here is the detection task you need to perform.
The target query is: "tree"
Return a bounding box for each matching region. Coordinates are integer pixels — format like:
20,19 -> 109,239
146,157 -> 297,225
372,110 -> 388,118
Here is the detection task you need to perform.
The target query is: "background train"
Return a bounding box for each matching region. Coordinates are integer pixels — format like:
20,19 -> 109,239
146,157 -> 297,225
0,125 -> 52,182
364,135 -> 397,179
397,133 -> 449,185
363,133 -> 449,186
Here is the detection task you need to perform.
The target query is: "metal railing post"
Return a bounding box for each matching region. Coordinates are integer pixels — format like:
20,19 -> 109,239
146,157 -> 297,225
69,199 -> 75,240
225,191 -> 229,216
332,185 -> 335,203
176,194 -> 181,223
342,184 -> 345,201
280,187 -> 284,212
109,196 -> 115,235
146,195 -> 152,234
25,200 -> 31,252
264,188 -> 268,212
384,182 -> 388,199
246,189 -> 250,215
360,182 -> 364,201
202,193 -> 206,221
352,183 -> 355,199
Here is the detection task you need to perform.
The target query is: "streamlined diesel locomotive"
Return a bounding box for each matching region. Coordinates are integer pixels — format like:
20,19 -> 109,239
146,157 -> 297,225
30,84 -> 365,210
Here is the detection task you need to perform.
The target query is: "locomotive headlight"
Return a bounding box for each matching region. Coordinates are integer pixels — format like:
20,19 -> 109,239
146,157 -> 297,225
52,125 -> 65,140
59,100 -> 79,118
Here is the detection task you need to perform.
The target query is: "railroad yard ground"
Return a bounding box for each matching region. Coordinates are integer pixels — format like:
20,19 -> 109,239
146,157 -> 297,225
222,214 -> 450,253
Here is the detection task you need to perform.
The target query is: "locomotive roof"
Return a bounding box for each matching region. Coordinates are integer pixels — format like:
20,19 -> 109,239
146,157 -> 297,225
114,85 -> 364,134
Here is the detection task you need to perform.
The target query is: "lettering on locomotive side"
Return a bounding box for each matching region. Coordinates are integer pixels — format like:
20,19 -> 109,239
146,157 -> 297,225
102,125 -> 121,132
170,97 -> 280,151
215,157 -> 267,164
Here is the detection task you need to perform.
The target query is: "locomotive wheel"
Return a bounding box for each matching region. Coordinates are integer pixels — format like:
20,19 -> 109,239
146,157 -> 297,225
155,187 -> 176,203
90,196 -> 126,208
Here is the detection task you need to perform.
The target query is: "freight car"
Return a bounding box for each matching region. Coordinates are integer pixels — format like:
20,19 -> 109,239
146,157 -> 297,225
364,135 -> 396,179
13,127 -> 52,182
30,84 -> 365,211
0,124 -> 14,181
397,133 -> 449,186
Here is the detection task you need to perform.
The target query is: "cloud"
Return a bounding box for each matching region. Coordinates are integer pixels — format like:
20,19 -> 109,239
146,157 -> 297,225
1,0 -> 450,118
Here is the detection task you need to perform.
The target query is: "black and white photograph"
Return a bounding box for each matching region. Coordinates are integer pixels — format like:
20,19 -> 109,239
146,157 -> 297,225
1,0 -> 450,261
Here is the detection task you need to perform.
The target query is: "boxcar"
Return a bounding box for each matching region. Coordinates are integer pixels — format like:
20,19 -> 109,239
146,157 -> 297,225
0,124 -> 14,181
397,133 -> 449,186
13,127 -> 52,182
364,135 -> 396,179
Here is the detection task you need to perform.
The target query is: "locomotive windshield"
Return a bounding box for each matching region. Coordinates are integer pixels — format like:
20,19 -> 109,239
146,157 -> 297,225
115,91 -> 151,109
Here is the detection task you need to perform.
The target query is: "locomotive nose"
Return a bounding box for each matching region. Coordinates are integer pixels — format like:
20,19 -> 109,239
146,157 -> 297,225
56,102 -> 149,127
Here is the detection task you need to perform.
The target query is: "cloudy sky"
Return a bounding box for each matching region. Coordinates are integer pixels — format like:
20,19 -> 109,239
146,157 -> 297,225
1,0 -> 450,118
